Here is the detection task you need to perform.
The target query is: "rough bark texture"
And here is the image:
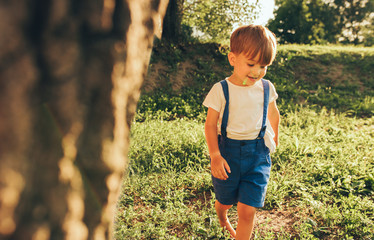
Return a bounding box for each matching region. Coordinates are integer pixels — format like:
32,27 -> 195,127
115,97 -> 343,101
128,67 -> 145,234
161,0 -> 184,42
0,0 -> 168,239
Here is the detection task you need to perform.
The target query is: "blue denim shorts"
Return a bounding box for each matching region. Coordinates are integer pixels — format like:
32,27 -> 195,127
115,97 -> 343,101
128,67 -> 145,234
212,136 -> 272,208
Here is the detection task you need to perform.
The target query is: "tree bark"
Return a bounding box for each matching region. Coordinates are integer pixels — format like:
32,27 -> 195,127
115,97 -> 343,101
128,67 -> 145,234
0,0 -> 168,239
161,0 -> 184,42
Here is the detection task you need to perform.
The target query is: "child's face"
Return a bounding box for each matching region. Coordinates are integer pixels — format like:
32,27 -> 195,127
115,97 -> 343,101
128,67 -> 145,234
228,52 -> 268,86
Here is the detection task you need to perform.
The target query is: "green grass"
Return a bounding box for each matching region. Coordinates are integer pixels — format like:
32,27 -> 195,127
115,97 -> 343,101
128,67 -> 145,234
115,170 -> 226,239
115,44 -> 374,239
116,109 -> 373,239
268,107 -> 374,239
128,119 -> 208,174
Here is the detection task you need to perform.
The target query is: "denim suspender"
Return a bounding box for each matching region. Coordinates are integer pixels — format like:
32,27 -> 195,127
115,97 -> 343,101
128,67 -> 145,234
257,79 -> 269,139
220,80 -> 230,138
219,79 -> 270,139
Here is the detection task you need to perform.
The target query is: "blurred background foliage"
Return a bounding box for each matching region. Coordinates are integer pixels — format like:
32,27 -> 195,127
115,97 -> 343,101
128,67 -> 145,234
161,0 -> 374,46
268,0 -> 374,45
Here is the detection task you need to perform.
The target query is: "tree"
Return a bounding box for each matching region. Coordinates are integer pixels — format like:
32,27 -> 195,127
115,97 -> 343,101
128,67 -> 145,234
268,0 -> 312,44
0,0 -> 168,239
268,0 -> 374,45
161,0 -> 261,43
182,0 -> 260,42
331,0 -> 374,44
162,0 -> 185,42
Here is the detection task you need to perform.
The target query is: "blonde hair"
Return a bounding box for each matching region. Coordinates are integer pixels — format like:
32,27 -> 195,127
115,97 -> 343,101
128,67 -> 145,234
230,25 -> 277,66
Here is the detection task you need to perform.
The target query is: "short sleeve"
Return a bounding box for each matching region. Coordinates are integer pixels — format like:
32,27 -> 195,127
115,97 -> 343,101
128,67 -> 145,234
203,82 -> 224,113
268,81 -> 278,103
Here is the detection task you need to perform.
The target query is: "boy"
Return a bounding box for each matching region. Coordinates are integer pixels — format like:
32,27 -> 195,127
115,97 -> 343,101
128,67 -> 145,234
203,25 -> 280,239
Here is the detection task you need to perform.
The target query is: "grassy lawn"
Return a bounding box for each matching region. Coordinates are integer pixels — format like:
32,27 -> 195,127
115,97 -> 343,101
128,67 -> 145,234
115,44 -> 374,239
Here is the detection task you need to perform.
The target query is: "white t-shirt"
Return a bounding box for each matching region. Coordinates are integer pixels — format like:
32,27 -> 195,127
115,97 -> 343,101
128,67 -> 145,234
203,78 -> 278,152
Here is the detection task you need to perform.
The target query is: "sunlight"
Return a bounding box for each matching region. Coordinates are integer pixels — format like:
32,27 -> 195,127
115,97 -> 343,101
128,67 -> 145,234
232,0 -> 275,32
252,0 -> 275,25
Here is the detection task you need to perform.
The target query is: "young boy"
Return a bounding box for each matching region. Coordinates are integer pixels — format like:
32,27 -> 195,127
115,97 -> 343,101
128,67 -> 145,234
203,25 -> 280,239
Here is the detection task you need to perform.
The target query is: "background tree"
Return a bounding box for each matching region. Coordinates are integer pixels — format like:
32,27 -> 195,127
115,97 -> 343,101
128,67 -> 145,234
332,0 -> 374,44
267,0 -> 311,44
162,0 -> 185,42
161,0 -> 261,43
268,0 -> 374,45
0,0 -> 168,239
182,0 -> 260,42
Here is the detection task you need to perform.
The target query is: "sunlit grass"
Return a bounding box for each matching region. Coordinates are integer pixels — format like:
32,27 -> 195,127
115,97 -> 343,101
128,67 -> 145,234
279,44 -> 374,55
115,107 -> 373,239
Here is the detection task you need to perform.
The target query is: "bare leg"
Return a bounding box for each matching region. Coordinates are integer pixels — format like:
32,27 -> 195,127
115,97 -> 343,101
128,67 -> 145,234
235,202 -> 256,240
215,200 -> 236,238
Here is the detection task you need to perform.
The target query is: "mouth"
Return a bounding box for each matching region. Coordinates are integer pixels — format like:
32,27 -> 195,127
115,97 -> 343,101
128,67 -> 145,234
247,76 -> 259,80
242,76 -> 259,85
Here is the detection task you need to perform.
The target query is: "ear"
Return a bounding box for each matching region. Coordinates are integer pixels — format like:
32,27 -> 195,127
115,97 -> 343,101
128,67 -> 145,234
228,52 -> 236,66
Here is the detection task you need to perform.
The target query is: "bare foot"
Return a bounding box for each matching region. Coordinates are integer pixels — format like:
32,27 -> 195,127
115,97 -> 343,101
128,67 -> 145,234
219,218 -> 236,238
215,201 -> 236,238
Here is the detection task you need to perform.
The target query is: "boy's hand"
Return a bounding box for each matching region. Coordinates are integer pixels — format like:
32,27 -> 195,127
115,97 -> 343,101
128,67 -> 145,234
210,153 -> 231,180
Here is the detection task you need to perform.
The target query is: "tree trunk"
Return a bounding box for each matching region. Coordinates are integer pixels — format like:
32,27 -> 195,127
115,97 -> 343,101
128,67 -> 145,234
0,0 -> 168,239
161,0 -> 184,42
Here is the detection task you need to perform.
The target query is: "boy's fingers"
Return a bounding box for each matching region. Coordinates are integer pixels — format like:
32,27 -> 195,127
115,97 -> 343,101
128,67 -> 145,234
222,165 -> 229,179
211,161 -> 229,180
215,173 -> 224,180
213,170 -> 226,180
224,161 -> 231,173
211,170 -> 223,180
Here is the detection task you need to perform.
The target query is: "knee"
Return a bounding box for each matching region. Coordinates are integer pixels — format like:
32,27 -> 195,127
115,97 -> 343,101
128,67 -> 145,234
215,200 -> 232,211
237,202 -> 256,222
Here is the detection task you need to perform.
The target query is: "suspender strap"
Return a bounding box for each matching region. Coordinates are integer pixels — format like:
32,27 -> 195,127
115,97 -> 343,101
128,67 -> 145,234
220,80 -> 229,138
257,79 -> 269,139
219,79 -> 270,140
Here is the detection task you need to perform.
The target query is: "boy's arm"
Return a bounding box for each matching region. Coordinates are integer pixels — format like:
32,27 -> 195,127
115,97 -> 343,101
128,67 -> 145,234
268,100 -> 280,146
205,107 -> 231,180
